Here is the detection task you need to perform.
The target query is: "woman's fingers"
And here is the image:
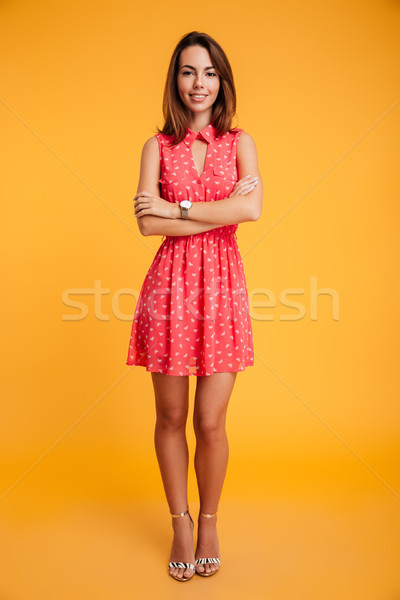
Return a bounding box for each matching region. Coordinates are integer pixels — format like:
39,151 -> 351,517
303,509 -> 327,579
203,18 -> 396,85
133,191 -> 153,216
134,193 -> 175,219
134,192 -> 151,216
230,176 -> 259,196
133,190 -> 152,202
237,176 -> 258,189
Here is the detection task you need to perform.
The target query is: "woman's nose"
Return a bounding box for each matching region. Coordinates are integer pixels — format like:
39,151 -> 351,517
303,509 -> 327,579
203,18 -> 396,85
194,74 -> 204,87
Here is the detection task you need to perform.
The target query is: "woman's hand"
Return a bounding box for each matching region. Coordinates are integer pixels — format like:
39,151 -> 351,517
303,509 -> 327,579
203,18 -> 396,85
229,175 -> 259,197
134,191 -> 180,219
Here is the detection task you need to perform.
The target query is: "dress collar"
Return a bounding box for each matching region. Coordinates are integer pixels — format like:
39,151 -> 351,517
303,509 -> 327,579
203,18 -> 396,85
183,122 -> 218,146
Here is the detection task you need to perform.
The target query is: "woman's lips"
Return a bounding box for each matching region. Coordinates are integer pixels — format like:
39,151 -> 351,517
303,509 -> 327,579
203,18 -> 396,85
189,94 -> 208,102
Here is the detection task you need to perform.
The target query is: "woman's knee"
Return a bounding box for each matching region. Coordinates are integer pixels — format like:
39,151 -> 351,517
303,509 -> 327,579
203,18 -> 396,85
152,372 -> 189,430
193,414 -> 226,440
155,394 -> 189,431
156,406 -> 188,431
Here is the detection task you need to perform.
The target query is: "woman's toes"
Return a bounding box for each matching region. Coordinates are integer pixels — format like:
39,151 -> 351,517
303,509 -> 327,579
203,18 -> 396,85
196,564 -> 205,573
170,567 -> 184,579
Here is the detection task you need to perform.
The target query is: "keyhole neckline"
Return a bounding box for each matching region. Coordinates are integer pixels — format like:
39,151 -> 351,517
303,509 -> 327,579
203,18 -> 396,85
183,124 -> 217,178
188,140 -> 210,179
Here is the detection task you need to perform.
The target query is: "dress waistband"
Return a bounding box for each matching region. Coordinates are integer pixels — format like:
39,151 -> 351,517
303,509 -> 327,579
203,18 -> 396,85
161,225 -> 237,244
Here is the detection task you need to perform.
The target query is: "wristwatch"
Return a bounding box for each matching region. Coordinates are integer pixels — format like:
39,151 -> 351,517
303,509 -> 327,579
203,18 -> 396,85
179,199 -> 192,219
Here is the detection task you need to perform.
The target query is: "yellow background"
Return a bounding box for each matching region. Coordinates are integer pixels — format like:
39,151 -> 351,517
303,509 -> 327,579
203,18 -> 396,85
1,0 -> 399,598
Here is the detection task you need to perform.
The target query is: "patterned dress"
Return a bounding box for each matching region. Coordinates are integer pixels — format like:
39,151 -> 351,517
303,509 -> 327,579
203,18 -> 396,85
126,122 -> 254,376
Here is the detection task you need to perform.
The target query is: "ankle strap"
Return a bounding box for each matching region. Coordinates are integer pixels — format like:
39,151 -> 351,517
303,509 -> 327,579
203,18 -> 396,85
170,504 -> 190,518
200,510 -> 218,518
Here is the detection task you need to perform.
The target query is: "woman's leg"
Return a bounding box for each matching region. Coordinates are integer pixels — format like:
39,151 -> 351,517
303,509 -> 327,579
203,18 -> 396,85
151,372 -> 195,580
192,371 -> 237,574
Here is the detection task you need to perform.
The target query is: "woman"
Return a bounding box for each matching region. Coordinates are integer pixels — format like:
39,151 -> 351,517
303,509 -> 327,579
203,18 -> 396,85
126,31 -> 263,581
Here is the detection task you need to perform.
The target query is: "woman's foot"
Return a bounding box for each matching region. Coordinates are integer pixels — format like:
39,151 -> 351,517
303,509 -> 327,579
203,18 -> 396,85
195,512 -> 221,575
168,511 -> 196,581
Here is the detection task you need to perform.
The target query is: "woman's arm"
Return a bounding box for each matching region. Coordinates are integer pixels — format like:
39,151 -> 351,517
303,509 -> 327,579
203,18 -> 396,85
140,215 -> 222,237
176,132 -> 263,225
133,136 -> 222,236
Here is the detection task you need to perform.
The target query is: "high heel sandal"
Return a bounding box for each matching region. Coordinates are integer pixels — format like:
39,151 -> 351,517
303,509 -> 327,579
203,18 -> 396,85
195,510 -> 221,577
168,504 -> 195,582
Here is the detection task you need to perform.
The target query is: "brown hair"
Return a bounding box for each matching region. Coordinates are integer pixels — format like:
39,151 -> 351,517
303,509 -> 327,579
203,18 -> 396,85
155,31 -> 238,145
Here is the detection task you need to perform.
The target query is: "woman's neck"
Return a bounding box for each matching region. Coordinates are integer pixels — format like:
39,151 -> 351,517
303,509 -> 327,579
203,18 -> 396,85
187,109 -> 213,132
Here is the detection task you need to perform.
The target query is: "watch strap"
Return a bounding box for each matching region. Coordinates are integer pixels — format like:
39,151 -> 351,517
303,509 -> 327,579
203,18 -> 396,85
180,203 -> 190,219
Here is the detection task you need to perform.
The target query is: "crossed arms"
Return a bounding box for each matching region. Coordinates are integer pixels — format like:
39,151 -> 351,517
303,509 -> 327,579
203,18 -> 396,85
133,132 -> 263,237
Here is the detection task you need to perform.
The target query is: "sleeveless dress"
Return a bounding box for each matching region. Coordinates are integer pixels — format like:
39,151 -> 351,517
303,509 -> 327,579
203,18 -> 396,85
125,122 -> 254,376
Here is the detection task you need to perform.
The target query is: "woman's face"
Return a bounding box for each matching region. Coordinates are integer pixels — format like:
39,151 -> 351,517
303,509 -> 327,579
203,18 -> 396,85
176,45 -> 220,116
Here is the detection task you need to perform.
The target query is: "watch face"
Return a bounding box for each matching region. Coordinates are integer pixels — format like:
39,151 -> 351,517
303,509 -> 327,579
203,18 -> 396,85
181,200 -> 192,209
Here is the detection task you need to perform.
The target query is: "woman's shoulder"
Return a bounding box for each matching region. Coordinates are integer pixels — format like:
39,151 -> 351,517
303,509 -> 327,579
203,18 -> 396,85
231,128 -> 257,148
226,127 -> 251,150
138,135 -> 165,166
139,132 -> 172,158
154,130 -> 174,144
140,135 -> 160,156
229,126 -> 254,139
227,127 -> 251,144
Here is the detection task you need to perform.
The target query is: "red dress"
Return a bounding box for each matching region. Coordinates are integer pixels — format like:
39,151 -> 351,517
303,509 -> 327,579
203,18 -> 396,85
126,122 -> 254,376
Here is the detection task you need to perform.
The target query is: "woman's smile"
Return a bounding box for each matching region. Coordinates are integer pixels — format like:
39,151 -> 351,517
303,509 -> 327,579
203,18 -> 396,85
189,94 -> 208,102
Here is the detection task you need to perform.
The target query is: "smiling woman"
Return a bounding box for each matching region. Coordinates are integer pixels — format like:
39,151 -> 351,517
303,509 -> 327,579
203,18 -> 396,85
177,55 -> 220,113
125,30 -> 263,583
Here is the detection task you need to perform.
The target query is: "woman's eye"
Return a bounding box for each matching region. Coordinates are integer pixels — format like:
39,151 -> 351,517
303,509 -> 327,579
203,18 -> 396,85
181,71 -> 217,76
